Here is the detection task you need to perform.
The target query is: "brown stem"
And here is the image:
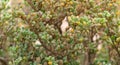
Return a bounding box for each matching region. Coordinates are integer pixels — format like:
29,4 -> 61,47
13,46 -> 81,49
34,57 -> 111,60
0,57 -> 8,65
26,0 -> 39,11
111,40 -> 120,57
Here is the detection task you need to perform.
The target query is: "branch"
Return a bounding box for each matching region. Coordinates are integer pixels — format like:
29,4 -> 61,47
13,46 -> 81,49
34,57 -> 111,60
111,40 -> 120,57
20,15 -> 63,57
26,0 -> 39,11
0,57 -> 8,65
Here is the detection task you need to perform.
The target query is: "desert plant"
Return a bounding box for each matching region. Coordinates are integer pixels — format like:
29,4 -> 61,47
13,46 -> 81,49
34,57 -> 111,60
0,0 -> 120,65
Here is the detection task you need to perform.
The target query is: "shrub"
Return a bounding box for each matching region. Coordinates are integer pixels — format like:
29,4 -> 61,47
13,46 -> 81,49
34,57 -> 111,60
0,0 -> 120,65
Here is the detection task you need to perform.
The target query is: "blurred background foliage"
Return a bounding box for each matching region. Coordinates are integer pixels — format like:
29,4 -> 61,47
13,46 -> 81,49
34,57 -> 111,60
0,0 -> 120,65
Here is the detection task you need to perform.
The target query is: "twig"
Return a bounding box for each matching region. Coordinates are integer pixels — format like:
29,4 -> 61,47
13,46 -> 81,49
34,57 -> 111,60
26,0 -> 39,11
0,57 -> 8,65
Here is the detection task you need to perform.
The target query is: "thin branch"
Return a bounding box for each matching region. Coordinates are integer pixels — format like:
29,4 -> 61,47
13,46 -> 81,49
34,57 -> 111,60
111,40 -> 120,57
0,57 -> 8,65
20,15 -> 64,57
26,0 -> 39,11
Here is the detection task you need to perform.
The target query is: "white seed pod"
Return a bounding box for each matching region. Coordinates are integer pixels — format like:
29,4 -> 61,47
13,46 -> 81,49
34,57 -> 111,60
97,44 -> 102,50
60,16 -> 69,35
93,33 -> 100,42
34,40 -> 41,46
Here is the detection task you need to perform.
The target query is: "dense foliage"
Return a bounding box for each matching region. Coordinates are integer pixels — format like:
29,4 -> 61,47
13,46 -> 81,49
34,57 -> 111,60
0,0 -> 120,65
